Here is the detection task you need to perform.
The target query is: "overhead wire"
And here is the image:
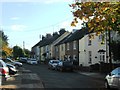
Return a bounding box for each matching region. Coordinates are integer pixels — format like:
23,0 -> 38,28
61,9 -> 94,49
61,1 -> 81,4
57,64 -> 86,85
3,16 -> 73,33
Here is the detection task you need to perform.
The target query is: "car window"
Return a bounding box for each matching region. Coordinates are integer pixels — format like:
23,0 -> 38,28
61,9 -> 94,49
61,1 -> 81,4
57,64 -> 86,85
0,62 -> 3,67
0,60 -> 7,67
111,68 -> 118,75
118,68 -> 120,75
53,61 -> 59,63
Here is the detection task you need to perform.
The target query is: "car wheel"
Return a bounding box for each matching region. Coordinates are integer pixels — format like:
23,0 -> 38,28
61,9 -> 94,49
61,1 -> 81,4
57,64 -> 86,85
60,68 -> 63,72
105,80 -> 110,89
15,64 -> 19,68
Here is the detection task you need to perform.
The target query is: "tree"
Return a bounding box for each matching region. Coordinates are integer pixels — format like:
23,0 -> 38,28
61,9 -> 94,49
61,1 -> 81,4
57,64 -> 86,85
70,1 -> 120,71
70,2 -> 120,33
24,49 -> 30,57
0,30 -> 12,58
0,30 -> 8,45
13,46 -> 24,59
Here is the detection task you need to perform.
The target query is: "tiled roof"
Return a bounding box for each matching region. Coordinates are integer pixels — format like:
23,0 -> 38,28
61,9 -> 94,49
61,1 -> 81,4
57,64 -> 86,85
55,32 -> 72,46
56,28 -> 89,46
39,35 -> 59,47
64,29 -> 88,43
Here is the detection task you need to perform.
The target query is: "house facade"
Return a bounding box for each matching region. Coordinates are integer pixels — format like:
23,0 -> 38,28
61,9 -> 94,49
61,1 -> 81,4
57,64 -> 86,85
31,41 -> 40,61
51,31 -> 70,59
79,32 -> 109,66
39,34 -> 58,62
32,28 -> 120,66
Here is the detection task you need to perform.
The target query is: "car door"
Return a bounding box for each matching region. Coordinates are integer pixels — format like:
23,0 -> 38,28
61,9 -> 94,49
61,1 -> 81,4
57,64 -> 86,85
111,68 -> 119,87
118,68 -> 120,89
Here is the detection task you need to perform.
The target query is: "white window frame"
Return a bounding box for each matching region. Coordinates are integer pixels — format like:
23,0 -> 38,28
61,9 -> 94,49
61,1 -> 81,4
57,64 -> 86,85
99,52 -> 105,62
73,41 -> 77,50
67,43 -> 70,50
88,51 -> 92,64
73,55 -> 77,60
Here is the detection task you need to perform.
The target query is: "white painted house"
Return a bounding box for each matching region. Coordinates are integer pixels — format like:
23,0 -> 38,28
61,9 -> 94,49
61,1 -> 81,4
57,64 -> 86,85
79,32 -> 109,66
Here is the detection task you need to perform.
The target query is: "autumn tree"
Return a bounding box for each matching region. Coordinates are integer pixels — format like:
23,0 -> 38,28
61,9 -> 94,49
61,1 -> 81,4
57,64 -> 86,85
0,30 -> 12,58
70,1 -> 120,71
70,1 -> 120,33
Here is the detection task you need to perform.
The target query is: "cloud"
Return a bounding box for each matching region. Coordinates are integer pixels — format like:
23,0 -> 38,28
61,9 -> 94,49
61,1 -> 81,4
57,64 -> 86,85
60,20 -> 71,28
10,17 -> 20,20
59,19 -> 83,31
11,24 -> 27,31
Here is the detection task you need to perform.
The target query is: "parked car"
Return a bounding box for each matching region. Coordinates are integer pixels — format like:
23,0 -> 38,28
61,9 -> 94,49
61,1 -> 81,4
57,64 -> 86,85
19,57 -> 27,63
105,67 -> 120,89
0,59 -> 10,82
48,60 -> 60,70
27,58 -> 38,64
3,58 -> 22,68
6,63 -> 17,75
56,60 -> 73,72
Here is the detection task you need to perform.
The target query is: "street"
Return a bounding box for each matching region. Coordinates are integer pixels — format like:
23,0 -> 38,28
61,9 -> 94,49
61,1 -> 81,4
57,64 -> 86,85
23,63 -> 105,89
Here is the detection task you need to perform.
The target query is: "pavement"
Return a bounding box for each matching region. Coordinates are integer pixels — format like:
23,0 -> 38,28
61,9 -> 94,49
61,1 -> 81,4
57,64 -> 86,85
0,67 -> 44,89
75,70 -> 107,81
0,67 -> 106,89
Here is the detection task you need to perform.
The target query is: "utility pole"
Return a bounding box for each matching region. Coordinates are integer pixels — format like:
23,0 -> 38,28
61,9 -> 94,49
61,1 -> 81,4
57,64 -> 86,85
23,41 -> 25,57
23,41 -> 25,50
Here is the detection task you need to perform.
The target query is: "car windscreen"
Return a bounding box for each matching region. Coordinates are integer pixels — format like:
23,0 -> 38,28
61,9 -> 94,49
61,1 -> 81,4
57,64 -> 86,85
53,61 -> 59,63
118,68 -> 120,75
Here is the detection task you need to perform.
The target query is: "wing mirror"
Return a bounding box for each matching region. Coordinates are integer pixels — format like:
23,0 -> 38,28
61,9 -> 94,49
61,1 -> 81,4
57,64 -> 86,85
108,73 -> 112,76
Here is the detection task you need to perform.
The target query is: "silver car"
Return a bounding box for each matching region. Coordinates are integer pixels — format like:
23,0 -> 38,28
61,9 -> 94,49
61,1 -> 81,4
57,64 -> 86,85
48,60 -> 60,70
27,58 -> 38,65
105,67 -> 120,89
3,58 -> 22,68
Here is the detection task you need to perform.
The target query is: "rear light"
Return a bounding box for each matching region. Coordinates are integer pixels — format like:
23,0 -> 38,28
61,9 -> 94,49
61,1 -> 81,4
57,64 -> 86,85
2,68 -> 7,74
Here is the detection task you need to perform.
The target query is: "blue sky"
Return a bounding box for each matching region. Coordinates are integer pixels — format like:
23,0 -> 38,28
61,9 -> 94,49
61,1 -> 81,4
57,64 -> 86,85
1,0 -> 83,50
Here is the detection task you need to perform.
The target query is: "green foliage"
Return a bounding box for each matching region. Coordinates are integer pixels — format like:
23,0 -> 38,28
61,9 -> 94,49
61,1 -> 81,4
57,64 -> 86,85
13,46 -> 24,59
0,30 -> 8,45
24,49 -> 30,57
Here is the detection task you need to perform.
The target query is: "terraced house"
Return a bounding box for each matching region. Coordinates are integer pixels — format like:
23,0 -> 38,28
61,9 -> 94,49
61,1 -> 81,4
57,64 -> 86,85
32,28 -> 120,69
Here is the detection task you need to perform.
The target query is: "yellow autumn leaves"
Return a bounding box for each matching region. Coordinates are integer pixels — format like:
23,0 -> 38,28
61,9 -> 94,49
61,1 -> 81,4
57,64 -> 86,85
70,1 -> 120,34
2,45 -> 12,56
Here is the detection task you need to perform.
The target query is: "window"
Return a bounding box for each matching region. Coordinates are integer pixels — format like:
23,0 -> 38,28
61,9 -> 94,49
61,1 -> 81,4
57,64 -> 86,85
46,45 -> 49,52
99,52 -> 105,62
88,51 -> 92,64
88,35 -> 92,46
88,39 -> 92,46
73,55 -> 77,60
61,45 -> 63,51
73,41 -> 77,50
67,43 -> 70,50
0,62 -> 3,67
111,68 -> 118,75
99,34 -> 102,40
56,47 -> 58,52
67,55 -> 71,60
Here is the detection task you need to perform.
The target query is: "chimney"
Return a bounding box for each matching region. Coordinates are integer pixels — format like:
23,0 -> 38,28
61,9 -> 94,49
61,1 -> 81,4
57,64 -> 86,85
72,29 -> 78,33
46,33 -> 52,38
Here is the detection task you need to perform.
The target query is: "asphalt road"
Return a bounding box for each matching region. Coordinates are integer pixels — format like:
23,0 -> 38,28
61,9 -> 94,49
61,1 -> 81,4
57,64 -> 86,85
23,63 -> 106,89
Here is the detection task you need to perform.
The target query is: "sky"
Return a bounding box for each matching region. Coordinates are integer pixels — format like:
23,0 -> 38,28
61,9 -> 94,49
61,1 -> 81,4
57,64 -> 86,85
1,0 -> 83,51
